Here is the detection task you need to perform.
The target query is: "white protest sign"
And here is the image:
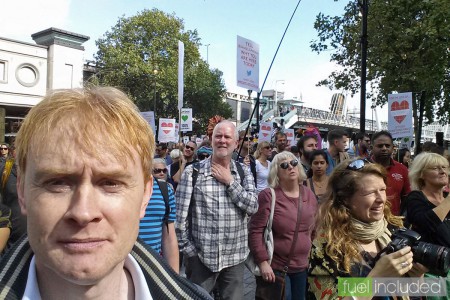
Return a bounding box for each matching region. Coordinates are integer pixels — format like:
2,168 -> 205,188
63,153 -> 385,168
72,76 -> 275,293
195,137 -> 202,146
158,118 -> 176,143
178,41 -> 184,110
183,136 -> 189,144
180,108 -> 193,132
399,136 -> 413,150
140,111 -> 156,135
236,35 -> 259,90
388,92 -> 413,138
285,129 -> 295,143
258,122 -> 272,142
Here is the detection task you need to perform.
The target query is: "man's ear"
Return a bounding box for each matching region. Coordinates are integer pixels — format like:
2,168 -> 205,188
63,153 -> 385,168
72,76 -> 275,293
140,177 -> 153,219
16,173 -> 28,215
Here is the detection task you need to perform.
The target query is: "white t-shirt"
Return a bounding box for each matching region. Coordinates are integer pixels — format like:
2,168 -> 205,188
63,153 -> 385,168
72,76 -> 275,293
255,159 -> 271,194
23,254 -> 152,300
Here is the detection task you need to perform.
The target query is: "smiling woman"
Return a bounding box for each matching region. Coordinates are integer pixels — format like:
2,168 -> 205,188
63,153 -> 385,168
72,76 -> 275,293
308,158 -> 427,299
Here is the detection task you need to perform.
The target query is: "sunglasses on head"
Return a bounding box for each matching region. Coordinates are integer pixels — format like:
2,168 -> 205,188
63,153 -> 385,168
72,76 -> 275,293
279,159 -> 299,169
185,145 -> 195,151
347,159 -> 371,171
153,168 -> 168,174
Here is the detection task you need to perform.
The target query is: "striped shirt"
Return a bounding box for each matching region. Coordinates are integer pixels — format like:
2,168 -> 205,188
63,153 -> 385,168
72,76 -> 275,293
175,158 -> 258,272
139,178 -> 176,254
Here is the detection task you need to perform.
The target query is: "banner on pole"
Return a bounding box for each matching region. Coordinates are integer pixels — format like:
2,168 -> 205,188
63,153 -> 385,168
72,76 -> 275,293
158,118 -> 176,143
140,111 -> 156,135
258,122 -> 273,142
236,35 -> 259,90
180,108 -> 193,132
178,41 -> 184,110
388,92 -> 413,138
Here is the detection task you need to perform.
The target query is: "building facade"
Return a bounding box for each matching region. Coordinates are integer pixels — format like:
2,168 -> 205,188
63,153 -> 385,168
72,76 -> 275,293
0,28 -> 89,142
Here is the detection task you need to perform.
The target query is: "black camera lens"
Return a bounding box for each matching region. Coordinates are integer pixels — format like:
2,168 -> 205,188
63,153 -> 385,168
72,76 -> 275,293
413,242 -> 450,277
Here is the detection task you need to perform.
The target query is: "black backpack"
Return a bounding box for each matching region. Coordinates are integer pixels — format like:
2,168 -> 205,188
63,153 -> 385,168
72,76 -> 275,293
155,179 -> 171,229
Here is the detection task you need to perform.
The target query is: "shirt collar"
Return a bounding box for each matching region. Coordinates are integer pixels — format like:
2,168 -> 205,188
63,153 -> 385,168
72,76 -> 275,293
23,254 -> 152,300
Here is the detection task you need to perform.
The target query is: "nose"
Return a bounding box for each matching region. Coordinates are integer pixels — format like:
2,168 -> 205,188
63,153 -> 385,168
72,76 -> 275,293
65,183 -> 102,226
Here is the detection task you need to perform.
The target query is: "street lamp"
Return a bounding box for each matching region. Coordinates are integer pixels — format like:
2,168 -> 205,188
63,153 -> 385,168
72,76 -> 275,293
274,80 -> 285,117
153,66 -> 158,118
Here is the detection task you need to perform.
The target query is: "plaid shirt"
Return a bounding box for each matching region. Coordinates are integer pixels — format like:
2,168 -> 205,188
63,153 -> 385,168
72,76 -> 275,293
175,158 -> 258,272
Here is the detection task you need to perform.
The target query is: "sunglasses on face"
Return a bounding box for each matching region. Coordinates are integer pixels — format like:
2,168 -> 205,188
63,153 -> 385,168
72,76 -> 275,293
0,148 -> 7,150
347,159 -> 371,171
185,145 -> 195,151
198,153 -> 210,160
153,168 -> 168,174
242,137 -> 252,142
279,159 -> 299,169
263,146 -> 271,150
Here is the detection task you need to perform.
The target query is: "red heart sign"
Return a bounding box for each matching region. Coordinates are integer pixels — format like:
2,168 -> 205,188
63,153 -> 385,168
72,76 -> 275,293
161,122 -> 169,127
163,130 -> 171,134
391,100 -> 409,124
391,100 -> 409,111
263,133 -> 268,137
286,132 -> 293,138
261,125 -> 271,131
394,116 -> 406,123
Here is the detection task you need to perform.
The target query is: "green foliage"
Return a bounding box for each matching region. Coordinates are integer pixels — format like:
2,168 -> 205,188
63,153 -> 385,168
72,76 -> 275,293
311,0 -> 449,125
89,8 -> 232,134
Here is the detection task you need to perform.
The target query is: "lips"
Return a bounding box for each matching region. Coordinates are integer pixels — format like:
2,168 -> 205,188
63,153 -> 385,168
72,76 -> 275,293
60,239 -> 106,251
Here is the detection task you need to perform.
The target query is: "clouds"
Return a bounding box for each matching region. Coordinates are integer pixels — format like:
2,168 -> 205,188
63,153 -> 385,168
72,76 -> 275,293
0,0 -> 71,42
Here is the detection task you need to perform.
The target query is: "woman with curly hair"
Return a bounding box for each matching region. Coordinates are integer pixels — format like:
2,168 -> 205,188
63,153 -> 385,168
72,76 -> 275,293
307,159 -> 427,299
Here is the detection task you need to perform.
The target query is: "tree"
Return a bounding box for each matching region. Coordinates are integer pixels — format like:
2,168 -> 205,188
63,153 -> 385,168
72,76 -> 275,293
311,0 -> 450,137
89,9 -> 233,135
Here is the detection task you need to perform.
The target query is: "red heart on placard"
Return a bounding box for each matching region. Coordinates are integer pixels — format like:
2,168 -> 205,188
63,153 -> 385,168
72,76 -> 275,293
167,123 -> 174,127
263,133 -> 268,137
161,122 -> 169,127
394,116 -> 406,123
163,130 -> 171,134
286,132 -> 293,138
391,100 -> 409,111
261,125 -> 270,131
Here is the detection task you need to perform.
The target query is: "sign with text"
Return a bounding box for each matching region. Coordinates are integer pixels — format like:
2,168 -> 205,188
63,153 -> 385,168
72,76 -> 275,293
158,118 -> 176,143
388,92 -> 413,138
258,122 -> 273,142
236,35 -> 259,90
180,108 -> 193,132
399,136 -> 413,150
183,136 -> 189,144
140,111 -> 156,135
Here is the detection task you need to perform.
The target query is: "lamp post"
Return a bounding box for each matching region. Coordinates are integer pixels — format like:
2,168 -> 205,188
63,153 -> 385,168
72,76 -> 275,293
358,0 -> 368,133
153,67 -> 158,118
274,80 -> 285,117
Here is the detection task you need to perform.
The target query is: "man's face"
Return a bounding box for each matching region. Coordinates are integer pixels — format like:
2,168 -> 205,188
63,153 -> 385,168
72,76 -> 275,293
212,123 -> 238,159
155,146 -> 167,158
276,135 -> 287,151
302,138 -> 318,160
334,136 -> 348,152
0,145 -> 8,157
18,134 -> 152,284
359,136 -> 371,151
183,142 -> 196,159
372,135 -> 393,160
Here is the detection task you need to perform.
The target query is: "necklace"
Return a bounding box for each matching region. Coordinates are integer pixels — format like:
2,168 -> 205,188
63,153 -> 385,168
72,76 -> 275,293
313,178 -> 327,189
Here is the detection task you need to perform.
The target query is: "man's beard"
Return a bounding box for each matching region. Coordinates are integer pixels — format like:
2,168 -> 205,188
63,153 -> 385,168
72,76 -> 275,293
303,149 -> 313,162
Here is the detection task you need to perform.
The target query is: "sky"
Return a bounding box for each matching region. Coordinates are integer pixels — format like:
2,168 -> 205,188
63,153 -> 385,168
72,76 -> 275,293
1,0 -> 386,121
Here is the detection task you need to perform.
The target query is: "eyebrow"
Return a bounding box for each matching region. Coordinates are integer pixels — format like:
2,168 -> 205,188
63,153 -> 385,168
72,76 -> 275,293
33,167 -> 135,181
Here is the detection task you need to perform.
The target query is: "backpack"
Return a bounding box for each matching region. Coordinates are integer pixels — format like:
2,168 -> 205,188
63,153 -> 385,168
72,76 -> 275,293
155,179 -> 171,229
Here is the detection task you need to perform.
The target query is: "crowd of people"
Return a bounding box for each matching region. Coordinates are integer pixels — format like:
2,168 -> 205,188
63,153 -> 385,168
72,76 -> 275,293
0,86 -> 449,300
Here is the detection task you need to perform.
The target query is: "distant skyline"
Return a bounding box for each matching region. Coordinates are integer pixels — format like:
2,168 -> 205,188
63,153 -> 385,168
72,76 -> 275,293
1,0 -> 387,122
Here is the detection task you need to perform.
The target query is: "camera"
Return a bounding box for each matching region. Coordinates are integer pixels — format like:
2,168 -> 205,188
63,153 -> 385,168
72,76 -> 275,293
383,228 -> 450,276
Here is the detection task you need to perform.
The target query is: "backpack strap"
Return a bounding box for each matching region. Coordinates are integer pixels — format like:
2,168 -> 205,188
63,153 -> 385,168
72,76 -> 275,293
155,179 -> 170,230
233,161 -> 246,187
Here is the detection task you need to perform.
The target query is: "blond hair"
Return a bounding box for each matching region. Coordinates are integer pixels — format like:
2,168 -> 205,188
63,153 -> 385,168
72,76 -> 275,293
15,87 -> 154,183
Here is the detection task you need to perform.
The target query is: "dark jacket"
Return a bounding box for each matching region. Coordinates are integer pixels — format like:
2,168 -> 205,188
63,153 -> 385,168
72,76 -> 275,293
0,236 -> 213,300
